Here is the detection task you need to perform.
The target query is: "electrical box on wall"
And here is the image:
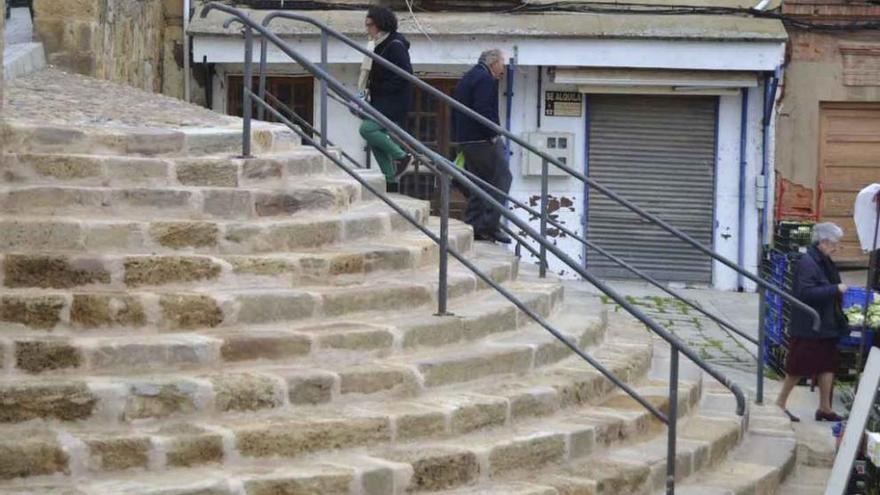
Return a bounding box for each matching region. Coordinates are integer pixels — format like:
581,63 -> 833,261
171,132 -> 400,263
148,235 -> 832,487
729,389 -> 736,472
522,132 -> 575,177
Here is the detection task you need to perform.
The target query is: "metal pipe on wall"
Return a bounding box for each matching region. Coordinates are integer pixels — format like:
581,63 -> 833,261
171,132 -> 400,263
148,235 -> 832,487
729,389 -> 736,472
184,0 -> 191,102
737,87 -> 749,291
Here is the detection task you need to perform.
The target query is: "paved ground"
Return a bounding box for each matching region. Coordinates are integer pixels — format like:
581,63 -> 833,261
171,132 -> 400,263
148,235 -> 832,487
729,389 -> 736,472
566,277 -> 841,485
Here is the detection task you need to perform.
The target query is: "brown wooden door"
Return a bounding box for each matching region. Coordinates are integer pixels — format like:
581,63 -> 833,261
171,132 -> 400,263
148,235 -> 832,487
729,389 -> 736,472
227,75 -> 314,129
818,103 -> 880,265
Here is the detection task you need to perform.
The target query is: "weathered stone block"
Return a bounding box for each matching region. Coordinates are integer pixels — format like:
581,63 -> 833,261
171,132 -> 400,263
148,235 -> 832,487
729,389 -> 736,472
0,295 -> 66,329
83,223 -> 143,251
343,214 -> 387,241
461,305 -> 517,341
84,436 -> 151,471
123,382 -> 198,421
325,253 -> 366,276
262,220 -> 343,249
400,316 -> 464,349
4,255 -> 110,289
27,154 -> 102,180
0,220 -> 81,251
417,348 -> 533,388
235,293 -> 316,324
123,256 -> 221,287
150,222 -> 219,249
488,433 -> 566,476
241,159 -> 283,181
210,373 -> 284,413
322,285 -> 431,317
0,435 -> 69,480
16,340 -> 83,373
318,329 -> 393,351
4,187 -> 105,212
244,472 -> 352,495
175,160 -> 238,187
234,417 -> 390,458
339,367 -> 415,395
90,336 -> 219,370
278,369 -> 335,405
70,294 -> 146,328
159,294 -> 224,329
124,129 -> 186,155
161,425 -> 224,468
393,407 -> 447,441
449,396 -> 508,434
509,388 -> 560,420
384,447 -> 479,491
34,0 -> 101,20
219,332 -> 311,362
228,257 -> 297,276
0,382 -> 97,423
104,157 -> 169,184
254,190 -> 335,217
202,190 -> 252,218
114,188 -> 191,210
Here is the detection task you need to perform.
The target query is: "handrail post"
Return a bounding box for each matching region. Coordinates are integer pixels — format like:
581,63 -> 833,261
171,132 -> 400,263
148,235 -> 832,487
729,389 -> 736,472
757,286 -> 767,404
242,26 -> 254,158
257,37 -> 268,121
666,347 -> 679,495
320,30 -> 329,147
436,171 -> 451,316
539,158 -> 549,277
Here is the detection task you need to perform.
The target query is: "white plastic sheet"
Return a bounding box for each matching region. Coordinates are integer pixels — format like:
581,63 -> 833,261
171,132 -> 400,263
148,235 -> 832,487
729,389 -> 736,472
854,184 -> 880,252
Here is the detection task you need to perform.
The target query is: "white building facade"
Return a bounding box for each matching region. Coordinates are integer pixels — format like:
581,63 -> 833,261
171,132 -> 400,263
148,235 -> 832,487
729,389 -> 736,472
191,7 -> 787,291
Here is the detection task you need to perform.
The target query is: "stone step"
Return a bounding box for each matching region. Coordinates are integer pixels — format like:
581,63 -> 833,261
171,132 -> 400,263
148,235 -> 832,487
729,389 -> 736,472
0,344 -> 663,483
1,149 -> 345,188
657,401 -> 797,495
0,195 -> 431,255
1,121 -> 299,157
0,175 -> 386,219
0,287 -> 578,426
0,226 -> 473,290
778,465 -> 829,494
0,252 -> 517,333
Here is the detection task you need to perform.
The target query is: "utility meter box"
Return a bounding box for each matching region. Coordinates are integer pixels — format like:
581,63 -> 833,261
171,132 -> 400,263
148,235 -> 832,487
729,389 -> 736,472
522,132 -> 575,177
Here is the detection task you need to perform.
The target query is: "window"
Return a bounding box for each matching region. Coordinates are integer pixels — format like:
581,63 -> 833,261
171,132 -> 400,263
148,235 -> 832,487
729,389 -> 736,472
227,75 -> 314,130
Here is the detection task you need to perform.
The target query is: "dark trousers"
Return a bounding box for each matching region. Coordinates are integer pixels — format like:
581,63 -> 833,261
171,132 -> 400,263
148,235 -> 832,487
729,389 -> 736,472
461,138 -> 512,234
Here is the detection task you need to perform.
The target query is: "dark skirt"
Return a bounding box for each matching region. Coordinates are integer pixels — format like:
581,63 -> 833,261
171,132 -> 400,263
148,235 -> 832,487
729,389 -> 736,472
786,337 -> 839,376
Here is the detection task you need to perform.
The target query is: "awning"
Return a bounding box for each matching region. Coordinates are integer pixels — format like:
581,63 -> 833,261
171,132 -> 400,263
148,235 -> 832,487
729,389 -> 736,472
554,68 -> 759,96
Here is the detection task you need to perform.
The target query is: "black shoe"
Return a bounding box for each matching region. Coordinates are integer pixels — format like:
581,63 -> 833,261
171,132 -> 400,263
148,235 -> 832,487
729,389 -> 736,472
490,230 -> 512,244
473,230 -> 494,242
392,154 -> 414,182
782,409 -> 801,423
815,410 -> 844,422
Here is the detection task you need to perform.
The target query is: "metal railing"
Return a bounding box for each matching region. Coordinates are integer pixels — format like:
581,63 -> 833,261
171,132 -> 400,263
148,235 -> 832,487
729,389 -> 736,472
200,5 -> 799,492
252,8 -> 821,407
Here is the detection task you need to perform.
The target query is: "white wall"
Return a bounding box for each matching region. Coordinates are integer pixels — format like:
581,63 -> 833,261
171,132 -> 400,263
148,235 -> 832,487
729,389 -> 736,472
211,59 -> 773,291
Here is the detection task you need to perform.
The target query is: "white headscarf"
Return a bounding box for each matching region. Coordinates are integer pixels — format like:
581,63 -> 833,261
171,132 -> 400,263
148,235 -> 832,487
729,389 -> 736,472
357,31 -> 390,99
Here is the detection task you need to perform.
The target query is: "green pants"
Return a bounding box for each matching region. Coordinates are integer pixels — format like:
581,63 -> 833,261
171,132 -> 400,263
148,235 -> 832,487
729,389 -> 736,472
359,119 -> 406,183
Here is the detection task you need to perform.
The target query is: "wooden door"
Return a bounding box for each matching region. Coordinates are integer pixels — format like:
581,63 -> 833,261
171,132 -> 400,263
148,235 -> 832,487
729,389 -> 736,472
818,103 -> 880,265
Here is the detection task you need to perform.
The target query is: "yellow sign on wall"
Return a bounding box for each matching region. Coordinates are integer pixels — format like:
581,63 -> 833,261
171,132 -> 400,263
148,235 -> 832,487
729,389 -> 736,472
544,91 -> 583,117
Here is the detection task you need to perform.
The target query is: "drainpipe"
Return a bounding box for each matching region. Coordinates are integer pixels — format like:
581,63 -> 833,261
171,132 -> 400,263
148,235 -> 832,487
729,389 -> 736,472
536,66 -> 543,129
504,47 -> 517,156
183,0 -> 191,102
738,87 -> 749,291
760,67 -> 782,248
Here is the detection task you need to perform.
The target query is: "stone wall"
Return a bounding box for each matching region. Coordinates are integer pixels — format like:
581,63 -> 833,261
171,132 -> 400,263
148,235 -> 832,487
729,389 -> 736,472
33,0 -> 167,92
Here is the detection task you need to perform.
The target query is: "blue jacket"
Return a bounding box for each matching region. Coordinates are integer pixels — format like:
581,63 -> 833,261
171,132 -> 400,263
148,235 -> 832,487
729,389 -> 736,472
452,63 -> 500,143
789,245 -> 848,340
368,32 -> 413,125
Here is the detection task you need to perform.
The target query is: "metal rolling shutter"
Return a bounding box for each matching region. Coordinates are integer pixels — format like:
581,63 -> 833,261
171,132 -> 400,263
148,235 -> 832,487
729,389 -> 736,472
586,95 -> 718,283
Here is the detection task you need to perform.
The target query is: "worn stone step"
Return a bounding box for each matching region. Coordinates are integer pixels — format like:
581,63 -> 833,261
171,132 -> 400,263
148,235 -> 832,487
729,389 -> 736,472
0,227 -> 473,290
1,149 -> 345,188
0,196 -> 431,255
1,121 -> 299,157
0,288 -> 575,426
0,176 -> 384,219
0,254 -> 516,333
0,337 -> 658,481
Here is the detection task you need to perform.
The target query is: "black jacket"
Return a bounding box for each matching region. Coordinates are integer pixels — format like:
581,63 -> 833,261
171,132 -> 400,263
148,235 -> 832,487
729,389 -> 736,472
452,63 -> 500,143
367,32 -> 413,125
789,245 -> 848,340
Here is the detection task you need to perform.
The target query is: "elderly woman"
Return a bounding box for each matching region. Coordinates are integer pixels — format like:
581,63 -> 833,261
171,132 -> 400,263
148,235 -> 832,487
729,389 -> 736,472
357,6 -> 414,189
776,222 -> 849,422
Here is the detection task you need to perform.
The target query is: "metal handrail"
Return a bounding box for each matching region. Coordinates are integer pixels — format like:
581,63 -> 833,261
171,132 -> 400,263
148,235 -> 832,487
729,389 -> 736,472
323,75 -> 758,346
256,9 -> 820,333
201,5 -> 747,493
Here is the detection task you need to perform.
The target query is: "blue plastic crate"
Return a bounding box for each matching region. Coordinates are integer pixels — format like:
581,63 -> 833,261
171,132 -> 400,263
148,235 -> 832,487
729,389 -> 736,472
839,329 -> 875,351
843,287 -> 874,310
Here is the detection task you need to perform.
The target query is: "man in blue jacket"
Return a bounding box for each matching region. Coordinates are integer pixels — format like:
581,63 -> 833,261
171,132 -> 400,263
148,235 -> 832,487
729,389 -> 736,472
452,49 -> 512,244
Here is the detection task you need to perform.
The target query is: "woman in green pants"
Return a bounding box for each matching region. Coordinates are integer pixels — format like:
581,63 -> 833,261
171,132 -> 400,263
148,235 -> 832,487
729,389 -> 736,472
357,6 -> 414,188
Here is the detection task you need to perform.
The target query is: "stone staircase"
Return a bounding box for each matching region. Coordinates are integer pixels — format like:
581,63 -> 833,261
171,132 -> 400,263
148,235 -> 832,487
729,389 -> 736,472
0,73 -> 802,494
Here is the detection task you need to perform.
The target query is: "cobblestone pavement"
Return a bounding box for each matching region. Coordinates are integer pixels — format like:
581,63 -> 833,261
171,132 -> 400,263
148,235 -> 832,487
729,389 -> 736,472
5,68 -> 240,129
566,279 -> 760,373
4,7 -> 32,45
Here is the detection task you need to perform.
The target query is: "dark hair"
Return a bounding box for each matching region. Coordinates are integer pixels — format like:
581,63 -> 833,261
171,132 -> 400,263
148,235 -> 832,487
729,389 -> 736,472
366,6 -> 398,33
